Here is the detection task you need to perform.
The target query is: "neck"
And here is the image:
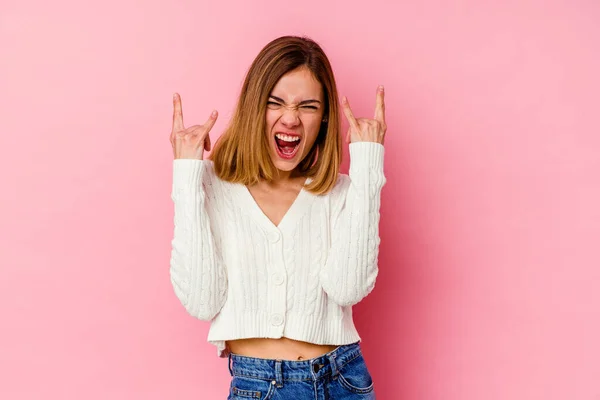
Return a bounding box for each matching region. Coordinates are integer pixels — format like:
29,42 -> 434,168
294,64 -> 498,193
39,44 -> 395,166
263,168 -> 304,188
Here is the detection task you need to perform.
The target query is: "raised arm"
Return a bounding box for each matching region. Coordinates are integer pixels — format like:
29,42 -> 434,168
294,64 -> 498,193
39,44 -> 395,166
169,93 -> 227,320
319,86 -> 387,306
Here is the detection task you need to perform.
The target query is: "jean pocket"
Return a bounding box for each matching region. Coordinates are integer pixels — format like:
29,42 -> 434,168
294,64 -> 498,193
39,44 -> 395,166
228,376 -> 275,400
337,351 -> 375,395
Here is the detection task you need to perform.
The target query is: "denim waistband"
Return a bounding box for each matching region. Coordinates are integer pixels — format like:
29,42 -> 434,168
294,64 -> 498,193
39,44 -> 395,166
228,341 -> 361,386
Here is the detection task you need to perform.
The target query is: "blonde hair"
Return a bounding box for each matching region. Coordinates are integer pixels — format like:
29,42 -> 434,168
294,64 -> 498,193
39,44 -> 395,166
208,35 -> 342,195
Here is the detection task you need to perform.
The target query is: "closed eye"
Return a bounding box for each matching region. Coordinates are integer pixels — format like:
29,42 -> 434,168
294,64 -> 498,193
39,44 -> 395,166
267,101 -> 319,111
267,101 -> 282,109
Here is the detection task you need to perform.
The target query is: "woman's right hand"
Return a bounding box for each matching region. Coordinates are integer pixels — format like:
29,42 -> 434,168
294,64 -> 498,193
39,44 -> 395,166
170,93 -> 218,160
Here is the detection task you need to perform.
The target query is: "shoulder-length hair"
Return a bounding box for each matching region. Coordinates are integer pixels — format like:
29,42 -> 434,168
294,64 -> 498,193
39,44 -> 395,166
208,35 -> 342,195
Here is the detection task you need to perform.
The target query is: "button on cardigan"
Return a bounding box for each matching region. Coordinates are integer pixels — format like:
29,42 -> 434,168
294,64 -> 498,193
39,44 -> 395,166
170,142 -> 386,357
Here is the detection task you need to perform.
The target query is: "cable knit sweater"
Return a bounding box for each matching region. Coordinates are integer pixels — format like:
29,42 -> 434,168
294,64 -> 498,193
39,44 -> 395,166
169,142 -> 386,357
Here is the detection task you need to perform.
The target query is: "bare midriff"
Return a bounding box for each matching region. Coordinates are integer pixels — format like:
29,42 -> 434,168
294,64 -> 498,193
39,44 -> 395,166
226,337 -> 339,361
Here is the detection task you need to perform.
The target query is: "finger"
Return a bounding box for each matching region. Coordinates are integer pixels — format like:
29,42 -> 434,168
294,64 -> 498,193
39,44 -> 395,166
341,96 -> 360,131
172,93 -> 184,132
203,110 -> 218,134
203,110 -> 217,151
374,85 -> 385,122
182,124 -> 212,151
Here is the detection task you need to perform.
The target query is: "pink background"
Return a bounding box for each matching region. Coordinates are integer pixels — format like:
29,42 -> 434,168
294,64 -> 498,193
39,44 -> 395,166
1,0 -> 599,398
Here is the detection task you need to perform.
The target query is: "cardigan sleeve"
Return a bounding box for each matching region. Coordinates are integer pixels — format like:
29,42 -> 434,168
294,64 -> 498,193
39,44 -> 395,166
319,142 -> 386,307
169,159 -> 228,320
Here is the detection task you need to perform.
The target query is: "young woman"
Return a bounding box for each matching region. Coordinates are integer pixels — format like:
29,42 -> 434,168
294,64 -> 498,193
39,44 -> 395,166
169,36 -> 386,399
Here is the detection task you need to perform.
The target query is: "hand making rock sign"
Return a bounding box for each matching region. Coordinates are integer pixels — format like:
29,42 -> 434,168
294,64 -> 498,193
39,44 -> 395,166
170,93 -> 218,160
341,85 -> 387,145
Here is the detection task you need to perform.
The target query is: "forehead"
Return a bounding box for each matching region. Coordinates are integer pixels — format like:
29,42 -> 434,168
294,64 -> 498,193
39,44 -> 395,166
270,66 -> 323,101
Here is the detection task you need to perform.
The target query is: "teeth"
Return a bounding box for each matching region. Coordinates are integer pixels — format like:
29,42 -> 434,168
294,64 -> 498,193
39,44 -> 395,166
275,133 -> 300,142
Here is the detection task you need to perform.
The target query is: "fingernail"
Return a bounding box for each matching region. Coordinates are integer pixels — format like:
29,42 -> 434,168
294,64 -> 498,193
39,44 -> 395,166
173,93 -> 178,99
379,85 -> 384,91
211,110 -> 218,117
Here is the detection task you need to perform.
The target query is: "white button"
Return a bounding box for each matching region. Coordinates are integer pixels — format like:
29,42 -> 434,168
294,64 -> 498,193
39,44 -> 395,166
272,273 -> 284,285
271,313 -> 284,326
267,231 -> 281,243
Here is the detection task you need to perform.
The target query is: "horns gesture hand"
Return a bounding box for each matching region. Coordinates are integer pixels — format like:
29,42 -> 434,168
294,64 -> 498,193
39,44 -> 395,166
341,85 -> 387,145
170,93 -> 218,160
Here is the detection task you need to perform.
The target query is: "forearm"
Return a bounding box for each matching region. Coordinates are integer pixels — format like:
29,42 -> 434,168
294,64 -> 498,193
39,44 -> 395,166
320,142 -> 386,306
170,159 -> 227,320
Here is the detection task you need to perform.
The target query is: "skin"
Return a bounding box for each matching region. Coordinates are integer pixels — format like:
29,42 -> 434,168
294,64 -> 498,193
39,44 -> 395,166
264,65 -> 325,181
170,68 -> 387,361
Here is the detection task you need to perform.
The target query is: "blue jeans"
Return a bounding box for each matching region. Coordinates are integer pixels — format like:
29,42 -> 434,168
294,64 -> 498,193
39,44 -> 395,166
227,341 -> 376,399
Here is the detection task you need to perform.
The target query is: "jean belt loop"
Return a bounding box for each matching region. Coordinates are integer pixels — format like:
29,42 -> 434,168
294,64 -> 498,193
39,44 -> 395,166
328,353 -> 339,379
275,359 -> 284,388
228,353 -> 233,377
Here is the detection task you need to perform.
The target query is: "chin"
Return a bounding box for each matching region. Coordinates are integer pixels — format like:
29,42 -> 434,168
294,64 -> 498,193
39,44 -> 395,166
271,159 -> 300,172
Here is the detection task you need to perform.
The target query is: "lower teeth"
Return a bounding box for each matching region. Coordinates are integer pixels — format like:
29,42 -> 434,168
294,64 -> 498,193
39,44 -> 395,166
281,146 -> 295,155
277,141 -> 298,155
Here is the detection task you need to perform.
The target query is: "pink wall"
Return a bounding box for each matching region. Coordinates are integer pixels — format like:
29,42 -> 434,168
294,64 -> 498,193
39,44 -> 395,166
1,0 -> 599,398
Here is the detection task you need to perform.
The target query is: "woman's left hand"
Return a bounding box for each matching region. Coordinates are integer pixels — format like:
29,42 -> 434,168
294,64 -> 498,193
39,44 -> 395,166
341,85 -> 387,145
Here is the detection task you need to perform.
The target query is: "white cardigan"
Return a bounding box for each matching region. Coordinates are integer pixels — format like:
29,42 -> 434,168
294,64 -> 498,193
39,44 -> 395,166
170,142 -> 386,357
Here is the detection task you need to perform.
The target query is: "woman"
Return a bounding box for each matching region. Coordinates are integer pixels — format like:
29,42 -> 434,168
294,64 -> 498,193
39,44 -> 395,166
169,35 -> 386,399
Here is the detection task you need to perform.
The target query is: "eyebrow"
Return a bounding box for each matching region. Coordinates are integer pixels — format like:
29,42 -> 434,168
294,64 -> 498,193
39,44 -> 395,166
269,95 -> 322,105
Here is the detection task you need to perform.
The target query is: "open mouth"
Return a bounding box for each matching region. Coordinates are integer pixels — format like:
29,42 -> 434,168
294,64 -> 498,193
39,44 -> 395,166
274,133 -> 302,160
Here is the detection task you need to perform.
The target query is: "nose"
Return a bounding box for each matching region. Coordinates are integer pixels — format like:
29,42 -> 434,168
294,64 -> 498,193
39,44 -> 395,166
280,108 -> 300,127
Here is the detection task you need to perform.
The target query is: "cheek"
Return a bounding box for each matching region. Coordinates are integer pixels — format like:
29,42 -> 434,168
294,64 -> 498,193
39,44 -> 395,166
303,120 -> 322,145
265,112 -> 277,133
